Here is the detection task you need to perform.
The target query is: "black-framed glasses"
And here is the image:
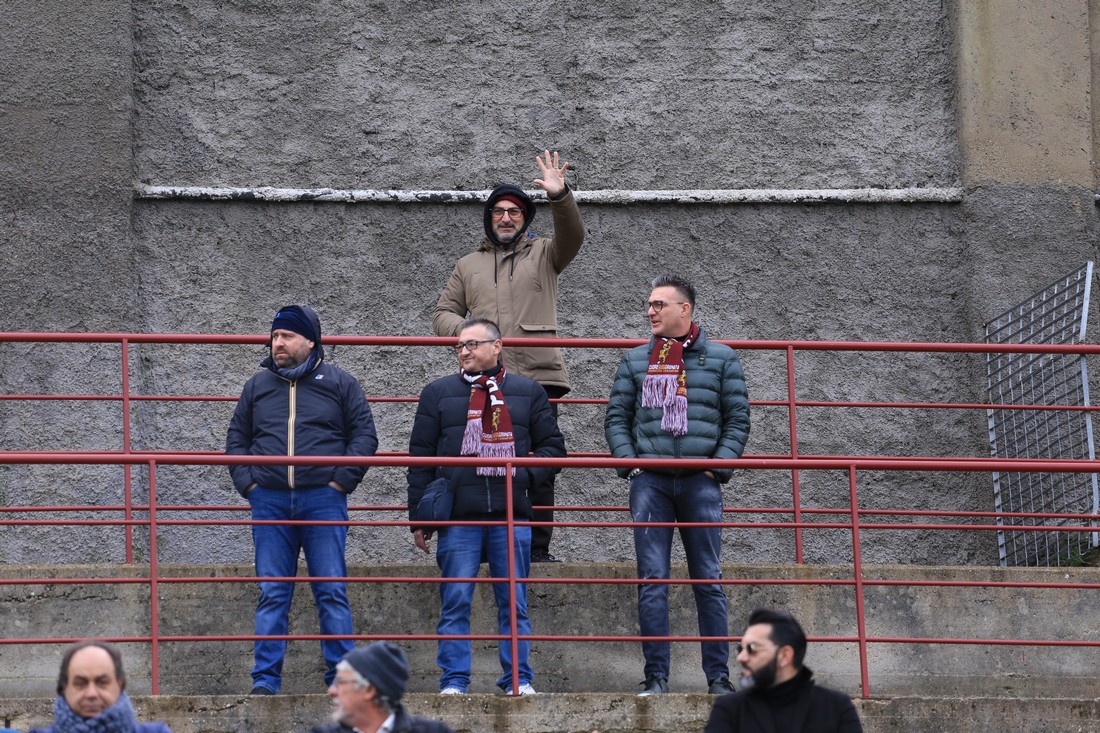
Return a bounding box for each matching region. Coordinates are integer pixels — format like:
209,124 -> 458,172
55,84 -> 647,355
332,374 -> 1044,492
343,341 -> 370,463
453,339 -> 496,353
735,641 -> 775,656
646,300 -> 686,313
490,206 -> 524,220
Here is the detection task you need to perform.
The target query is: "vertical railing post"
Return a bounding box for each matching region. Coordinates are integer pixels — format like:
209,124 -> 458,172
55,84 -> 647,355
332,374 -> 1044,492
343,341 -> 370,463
504,462 -> 520,696
787,346 -> 804,563
121,339 -> 133,563
147,459 -> 160,695
847,466 -> 870,698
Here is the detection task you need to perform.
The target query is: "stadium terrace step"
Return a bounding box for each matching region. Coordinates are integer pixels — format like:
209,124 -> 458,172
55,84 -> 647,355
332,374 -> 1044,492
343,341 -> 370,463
1,562 -> 1098,709
4,693 -> 1100,733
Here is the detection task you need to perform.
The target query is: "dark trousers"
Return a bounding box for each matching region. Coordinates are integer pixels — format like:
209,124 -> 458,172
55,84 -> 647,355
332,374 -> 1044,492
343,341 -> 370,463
532,387 -> 566,553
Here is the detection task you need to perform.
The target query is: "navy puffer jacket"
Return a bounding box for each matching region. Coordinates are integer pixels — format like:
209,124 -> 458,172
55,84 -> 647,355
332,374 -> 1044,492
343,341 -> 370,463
226,357 -> 378,495
604,327 -> 750,483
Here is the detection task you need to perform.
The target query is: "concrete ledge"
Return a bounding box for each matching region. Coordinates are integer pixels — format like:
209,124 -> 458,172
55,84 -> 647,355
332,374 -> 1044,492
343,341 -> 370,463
3,562 -> 1100,699
5,694 -> 1100,733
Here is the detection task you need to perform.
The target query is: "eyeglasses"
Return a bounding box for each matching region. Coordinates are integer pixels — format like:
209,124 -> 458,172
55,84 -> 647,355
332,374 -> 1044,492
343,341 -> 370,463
453,339 -> 496,353
735,641 -> 775,656
490,206 -> 524,220
330,677 -> 358,687
646,300 -> 687,313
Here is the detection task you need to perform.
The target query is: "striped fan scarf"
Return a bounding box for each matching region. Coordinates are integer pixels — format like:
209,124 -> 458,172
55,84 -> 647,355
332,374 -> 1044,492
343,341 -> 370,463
460,366 -> 515,476
641,322 -> 699,436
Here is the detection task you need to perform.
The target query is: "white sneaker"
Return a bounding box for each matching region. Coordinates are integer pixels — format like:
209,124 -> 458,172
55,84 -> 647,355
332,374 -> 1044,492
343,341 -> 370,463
503,683 -> 537,696
440,687 -> 466,695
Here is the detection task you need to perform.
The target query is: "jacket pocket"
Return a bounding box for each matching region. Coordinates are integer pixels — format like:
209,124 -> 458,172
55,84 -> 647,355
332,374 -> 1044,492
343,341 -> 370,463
518,323 -> 558,334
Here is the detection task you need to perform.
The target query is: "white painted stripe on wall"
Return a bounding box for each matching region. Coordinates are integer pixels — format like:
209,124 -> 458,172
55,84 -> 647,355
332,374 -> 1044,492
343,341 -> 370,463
135,183 -> 965,205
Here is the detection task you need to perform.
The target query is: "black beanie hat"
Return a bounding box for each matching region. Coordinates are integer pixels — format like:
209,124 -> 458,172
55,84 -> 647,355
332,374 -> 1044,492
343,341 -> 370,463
343,642 -> 410,703
271,304 -> 321,345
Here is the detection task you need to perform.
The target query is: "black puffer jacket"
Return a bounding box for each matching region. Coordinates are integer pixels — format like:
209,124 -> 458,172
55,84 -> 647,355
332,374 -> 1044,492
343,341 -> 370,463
407,370 -> 566,522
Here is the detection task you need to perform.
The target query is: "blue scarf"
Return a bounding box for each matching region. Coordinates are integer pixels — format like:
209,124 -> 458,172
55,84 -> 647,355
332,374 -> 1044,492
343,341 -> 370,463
267,348 -> 322,382
51,692 -> 137,733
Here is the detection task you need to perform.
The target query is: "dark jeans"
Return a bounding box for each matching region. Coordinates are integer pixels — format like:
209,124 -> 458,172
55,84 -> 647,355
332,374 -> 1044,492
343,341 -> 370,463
248,485 -> 354,693
435,524 -> 533,691
630,470 -> 729,682
531,387 -> 566,554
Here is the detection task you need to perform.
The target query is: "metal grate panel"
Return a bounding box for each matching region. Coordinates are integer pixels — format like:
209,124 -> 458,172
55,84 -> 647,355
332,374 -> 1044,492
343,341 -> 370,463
985,262 -> 1100,567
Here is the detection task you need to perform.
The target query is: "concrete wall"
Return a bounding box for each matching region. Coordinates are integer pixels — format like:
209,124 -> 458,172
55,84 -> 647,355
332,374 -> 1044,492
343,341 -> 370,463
131,2 -> 958,190
0,0 -> 1097,569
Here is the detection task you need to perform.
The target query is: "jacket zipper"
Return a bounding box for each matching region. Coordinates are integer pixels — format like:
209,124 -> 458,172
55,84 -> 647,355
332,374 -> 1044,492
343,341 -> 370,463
287,380 -> 297,488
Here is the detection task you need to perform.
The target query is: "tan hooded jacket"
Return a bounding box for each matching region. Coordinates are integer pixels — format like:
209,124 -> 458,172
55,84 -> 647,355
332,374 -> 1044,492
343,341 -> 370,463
432,189 -> 584,393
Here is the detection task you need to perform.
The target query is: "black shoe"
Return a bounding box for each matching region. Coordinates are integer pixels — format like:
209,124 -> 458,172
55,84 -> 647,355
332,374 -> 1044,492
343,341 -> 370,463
531,549 -> 562,563
249,685 -> 275,695
638,676 -> 669,696
708,676 -> 735,695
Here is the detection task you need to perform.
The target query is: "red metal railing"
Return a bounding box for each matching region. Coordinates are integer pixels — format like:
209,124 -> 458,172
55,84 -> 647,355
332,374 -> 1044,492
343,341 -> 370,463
2,332 -> 1100,697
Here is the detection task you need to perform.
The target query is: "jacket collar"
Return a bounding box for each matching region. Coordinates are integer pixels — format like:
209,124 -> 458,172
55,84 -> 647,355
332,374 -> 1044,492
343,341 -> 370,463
477,233 -> 533,255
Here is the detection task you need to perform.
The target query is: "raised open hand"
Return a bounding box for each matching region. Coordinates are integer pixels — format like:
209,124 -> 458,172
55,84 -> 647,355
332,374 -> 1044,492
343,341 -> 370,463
533,149 -> 569,197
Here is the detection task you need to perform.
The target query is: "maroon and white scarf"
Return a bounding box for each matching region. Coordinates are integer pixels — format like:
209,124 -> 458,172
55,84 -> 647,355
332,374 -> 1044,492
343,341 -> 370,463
460,367 -> 515,476
642,322 -> 699,436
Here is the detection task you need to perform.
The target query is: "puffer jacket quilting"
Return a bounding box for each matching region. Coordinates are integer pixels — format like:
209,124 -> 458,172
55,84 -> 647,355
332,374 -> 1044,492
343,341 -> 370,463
604,327 -> 750,483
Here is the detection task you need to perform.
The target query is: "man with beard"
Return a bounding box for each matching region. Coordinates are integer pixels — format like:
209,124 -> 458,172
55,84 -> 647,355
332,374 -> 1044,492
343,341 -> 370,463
29,641 -> 171,733
227,304 -> 379,695
704,609 -> 863,733
311,642 -> 454,733
432,150 -> 584,563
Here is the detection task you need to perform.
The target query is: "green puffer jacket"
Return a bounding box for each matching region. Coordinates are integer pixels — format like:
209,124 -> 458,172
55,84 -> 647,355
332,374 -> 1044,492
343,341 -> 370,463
604,327 -> 750,483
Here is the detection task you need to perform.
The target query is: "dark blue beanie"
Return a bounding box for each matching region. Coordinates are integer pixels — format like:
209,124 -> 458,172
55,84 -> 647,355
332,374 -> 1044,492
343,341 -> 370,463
271,305 -> 320,344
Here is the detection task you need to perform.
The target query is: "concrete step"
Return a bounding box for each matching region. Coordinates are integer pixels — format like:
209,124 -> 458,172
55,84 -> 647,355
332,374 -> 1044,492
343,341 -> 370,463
4,693 -> 1100,733
2,562 -> 1098,702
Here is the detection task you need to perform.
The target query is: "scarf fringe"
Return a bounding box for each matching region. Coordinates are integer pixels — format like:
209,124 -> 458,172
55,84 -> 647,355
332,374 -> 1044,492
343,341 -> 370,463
461,415 -> 482,455
475,441 -> 516,476
642,373 -> 680,408
660,394 -> 689,436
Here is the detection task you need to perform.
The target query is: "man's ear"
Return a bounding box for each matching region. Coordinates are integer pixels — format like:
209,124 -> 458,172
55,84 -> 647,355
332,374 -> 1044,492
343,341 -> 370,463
777,645 -> 795,669
118,675 -> 127,693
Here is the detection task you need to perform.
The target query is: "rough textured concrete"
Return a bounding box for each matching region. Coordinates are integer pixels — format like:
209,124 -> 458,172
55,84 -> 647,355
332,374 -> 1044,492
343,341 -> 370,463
131,2 -> 958,191
3,562 -> 1100,700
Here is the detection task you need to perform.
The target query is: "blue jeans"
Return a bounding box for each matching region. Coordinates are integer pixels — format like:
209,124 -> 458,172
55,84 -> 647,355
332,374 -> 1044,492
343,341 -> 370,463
630,471 -> 729,681
248,485 -> 354,693
435,524 -> 533,691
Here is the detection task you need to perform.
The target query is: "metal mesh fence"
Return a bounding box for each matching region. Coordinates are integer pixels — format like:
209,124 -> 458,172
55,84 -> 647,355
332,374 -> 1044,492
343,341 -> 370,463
985,262 -> 1100,567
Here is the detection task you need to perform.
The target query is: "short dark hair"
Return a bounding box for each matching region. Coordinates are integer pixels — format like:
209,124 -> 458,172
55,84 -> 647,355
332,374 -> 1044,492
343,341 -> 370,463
650,274 -> 697,309
460,317 -> 501,341
748,609 -> 808,669
57,640 -> 126,695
